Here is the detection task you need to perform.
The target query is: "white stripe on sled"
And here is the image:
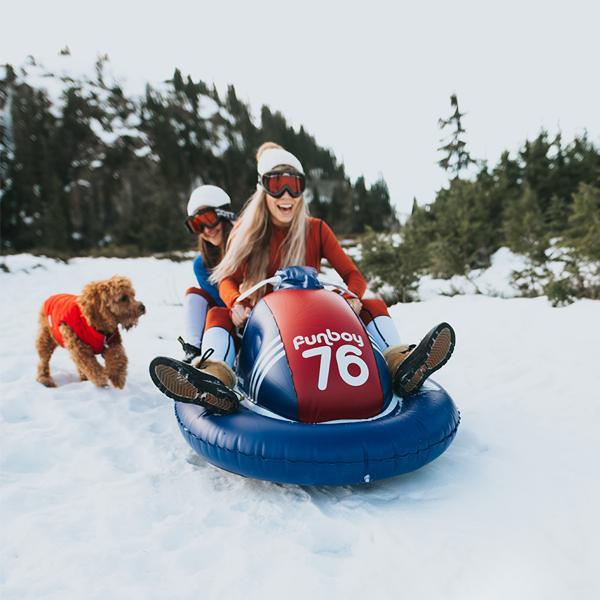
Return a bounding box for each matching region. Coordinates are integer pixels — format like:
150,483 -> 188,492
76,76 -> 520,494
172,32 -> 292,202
249,339 -> 284,398
253,349 -> 286,402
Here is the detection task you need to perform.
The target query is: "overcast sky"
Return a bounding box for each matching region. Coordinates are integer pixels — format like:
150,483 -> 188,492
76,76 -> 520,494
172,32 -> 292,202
4,0 -> 600,215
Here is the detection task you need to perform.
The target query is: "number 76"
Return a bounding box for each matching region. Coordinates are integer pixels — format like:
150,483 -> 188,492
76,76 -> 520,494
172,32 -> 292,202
301,344 -> 369,391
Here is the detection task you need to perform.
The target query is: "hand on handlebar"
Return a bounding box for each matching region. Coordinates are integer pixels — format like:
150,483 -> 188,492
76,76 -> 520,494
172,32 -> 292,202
346,298 -> 362,315
232,302 -> 251,328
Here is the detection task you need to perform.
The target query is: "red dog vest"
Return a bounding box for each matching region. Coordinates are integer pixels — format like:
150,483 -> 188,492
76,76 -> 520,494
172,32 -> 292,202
43,294 -> 109,354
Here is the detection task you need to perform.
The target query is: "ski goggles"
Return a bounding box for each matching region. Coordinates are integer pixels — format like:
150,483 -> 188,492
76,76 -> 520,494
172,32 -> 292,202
261,171 -> 306,198
184,207 -> 235,234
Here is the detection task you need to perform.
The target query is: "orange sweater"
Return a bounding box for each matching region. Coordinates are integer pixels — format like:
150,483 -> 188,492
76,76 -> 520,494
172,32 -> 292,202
219,217 -> 366,308
43,294 -> 108,354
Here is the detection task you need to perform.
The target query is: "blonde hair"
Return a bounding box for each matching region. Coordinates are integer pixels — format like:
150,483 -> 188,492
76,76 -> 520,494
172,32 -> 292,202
210,142 -> 308,302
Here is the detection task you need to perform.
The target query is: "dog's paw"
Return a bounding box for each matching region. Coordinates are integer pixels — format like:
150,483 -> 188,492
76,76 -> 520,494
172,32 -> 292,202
110,374 -> 126,389
89,376 -> 109,388
37,375 -> 57,388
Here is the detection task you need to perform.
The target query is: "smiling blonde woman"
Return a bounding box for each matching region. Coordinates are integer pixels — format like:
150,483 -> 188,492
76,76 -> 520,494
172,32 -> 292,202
151,143 -> 456,413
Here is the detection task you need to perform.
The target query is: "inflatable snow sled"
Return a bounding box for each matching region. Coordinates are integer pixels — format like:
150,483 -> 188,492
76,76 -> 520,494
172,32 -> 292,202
163,266 -> 460,485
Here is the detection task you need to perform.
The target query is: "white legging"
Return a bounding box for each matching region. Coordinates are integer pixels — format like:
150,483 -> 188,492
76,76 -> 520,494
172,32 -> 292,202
201,326 -> 236,366
364,315 -> 401,350
183,289 -> 211,349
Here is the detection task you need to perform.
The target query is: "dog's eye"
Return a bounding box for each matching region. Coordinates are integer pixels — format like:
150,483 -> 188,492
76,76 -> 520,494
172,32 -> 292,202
120,295 -> 129,302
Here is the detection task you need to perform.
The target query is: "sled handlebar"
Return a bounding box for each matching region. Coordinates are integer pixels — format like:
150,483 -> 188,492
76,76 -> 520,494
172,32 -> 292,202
236,276 -> 282,303
236,276 -> 357,304
319,279 -> 358,298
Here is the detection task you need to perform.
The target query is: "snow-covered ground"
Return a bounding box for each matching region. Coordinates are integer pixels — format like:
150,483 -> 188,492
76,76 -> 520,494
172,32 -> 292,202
417,247 -> 529,300
1,254 -> 599,600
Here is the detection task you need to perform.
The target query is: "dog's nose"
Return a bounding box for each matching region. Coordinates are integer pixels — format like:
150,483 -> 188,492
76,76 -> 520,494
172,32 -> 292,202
139,303 -> 146,314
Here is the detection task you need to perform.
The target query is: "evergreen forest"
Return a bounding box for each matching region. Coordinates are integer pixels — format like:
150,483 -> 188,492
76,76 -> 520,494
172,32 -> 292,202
1,59 -> 599,304
0,56 -> 396,256
361,95 -> 599,305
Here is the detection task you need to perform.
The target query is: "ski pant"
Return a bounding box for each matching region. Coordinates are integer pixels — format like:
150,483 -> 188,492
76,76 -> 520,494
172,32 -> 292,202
202,298 -> 401,367
183,287 -> 221,349
183,255 -> 226,349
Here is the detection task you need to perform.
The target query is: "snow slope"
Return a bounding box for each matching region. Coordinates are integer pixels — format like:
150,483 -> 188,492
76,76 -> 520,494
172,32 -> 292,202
1,255 -> 599,600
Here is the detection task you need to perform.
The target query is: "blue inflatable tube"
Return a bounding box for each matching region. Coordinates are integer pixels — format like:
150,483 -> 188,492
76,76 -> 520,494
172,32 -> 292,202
175,379 -> 460,486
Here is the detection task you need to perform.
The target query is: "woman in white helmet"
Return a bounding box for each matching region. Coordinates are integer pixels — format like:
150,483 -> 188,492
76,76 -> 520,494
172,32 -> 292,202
178,185 -> 236,363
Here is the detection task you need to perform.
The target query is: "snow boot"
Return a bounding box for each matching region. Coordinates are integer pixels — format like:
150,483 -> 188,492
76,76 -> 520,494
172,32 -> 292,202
384,322 -> 455,397
177,336 -> 202,364
149,349 -> 239,414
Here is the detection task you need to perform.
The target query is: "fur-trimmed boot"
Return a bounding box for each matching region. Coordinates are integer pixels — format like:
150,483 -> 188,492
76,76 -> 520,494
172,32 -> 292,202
191,355 -> 236,387
384,322 -> 456,397
149,350 -> 239,414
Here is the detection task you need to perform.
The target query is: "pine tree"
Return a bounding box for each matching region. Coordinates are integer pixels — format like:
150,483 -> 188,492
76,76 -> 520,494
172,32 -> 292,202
360,229 -> 420,303
368,178 -> 397,231
438,94 -> 476,179
352,176 -> 369,233
503,184 -> 547,261
328,184 -> 353,234
2,79 -> 59,250
563,183 -> 600,261
519,133 -> 554,214
307,186 -> 327,221
42,172 -> 70,251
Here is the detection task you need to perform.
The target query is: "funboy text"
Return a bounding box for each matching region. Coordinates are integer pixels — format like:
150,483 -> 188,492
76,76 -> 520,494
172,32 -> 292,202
293,329 -> 365,351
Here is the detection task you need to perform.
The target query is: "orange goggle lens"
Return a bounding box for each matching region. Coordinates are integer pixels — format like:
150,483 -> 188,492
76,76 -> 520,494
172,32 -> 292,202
185,209 -> 220,234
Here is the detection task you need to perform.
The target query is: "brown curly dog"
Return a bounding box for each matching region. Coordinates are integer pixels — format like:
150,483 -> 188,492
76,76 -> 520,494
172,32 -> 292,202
35,276 -> 145,388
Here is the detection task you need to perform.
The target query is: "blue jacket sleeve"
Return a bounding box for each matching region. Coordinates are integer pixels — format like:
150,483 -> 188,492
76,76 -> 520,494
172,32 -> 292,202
192,255 -> 224,306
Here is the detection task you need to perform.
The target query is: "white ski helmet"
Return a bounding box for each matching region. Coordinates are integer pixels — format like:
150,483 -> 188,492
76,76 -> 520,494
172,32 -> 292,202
187,185 -> 231,216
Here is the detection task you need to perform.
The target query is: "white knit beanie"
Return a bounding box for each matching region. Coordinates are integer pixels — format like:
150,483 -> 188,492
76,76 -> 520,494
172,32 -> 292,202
257,148 -> 304,176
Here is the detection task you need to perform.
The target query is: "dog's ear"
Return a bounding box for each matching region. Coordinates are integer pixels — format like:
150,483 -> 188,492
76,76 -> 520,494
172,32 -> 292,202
79,280 -> 116,330
109,275 -> 132,289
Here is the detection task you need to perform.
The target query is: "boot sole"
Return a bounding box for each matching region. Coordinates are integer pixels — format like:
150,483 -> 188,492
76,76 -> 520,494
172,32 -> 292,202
395,323 -> 455,396
149,357 -> 239,414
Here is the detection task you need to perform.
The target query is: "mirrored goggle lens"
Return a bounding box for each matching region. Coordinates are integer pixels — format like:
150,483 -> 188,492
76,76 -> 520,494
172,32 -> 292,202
262,173 -> 305,198
185,209 -> 219,234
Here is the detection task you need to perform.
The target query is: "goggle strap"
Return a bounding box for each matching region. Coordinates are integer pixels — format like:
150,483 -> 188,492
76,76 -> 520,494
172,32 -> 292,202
214,208 -> 236,221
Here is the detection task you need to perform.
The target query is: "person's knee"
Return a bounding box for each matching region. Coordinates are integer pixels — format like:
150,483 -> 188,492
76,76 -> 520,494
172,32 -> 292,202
360,298 -> 389,323
205,307 -> 234,332
185,287 -> 215,304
